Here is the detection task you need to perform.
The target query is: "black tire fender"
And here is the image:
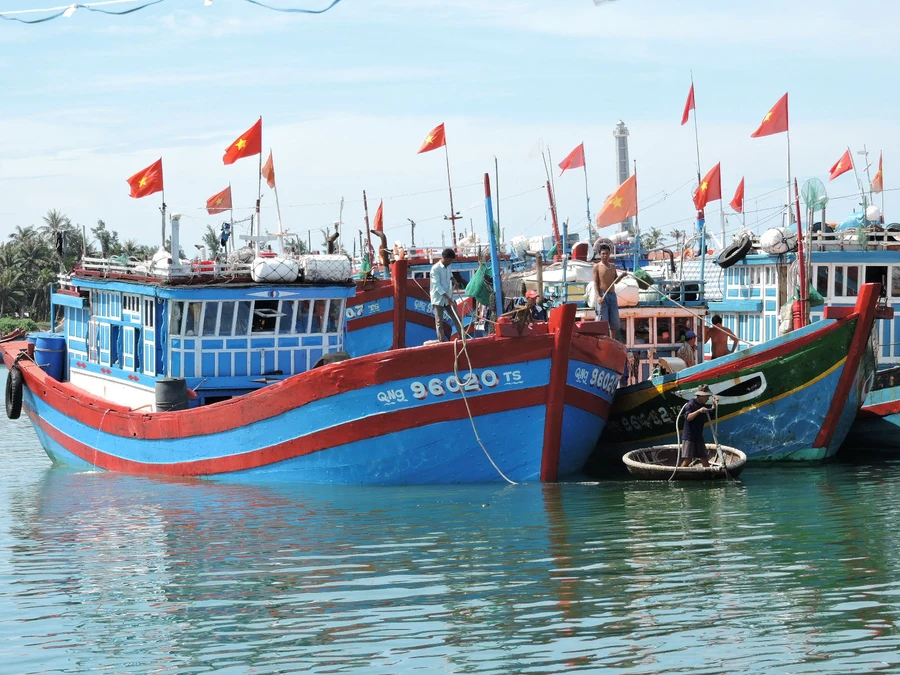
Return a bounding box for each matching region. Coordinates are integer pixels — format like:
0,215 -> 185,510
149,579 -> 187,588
717,235 -> 752,269
5,365 -> 23,420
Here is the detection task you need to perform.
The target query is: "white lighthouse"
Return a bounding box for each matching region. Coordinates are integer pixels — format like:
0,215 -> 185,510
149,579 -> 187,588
613,120 -> 633,233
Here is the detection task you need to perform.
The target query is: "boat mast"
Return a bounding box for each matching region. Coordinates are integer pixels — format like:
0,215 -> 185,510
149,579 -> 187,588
484,173 -> 503,321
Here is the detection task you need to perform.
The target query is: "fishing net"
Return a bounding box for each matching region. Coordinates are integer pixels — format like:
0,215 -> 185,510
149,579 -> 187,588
465,264 -> 493,307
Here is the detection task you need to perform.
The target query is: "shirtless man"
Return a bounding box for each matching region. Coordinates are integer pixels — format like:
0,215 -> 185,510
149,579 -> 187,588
705,314 -> 739,359
592,244 -> 627,339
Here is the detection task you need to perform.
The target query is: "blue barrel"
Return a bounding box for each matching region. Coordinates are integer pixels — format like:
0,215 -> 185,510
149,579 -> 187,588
35,334 -> 66,381
26,333 -> 39,345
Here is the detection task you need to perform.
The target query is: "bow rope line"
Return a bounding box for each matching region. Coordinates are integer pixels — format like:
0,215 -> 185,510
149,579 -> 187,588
0,0 -> 341,23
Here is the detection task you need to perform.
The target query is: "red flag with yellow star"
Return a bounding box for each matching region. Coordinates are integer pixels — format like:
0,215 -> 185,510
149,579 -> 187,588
126,158 -> 164,199
223,118 -> 262,165
829,149 -> 853,181
693,162 -> 722,210
729,177 -> 744,214
873,153 -> 884,193
417,123 -> 446,154
206,185 -> 232,214
751,93 -> 788,138
596,174 -> 637,228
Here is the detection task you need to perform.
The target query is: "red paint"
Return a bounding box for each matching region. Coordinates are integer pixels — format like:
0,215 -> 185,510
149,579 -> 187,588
353,280 -> 394,303
859,400 -> 900,418
28,386 -> 546,476
564,386 -> 612,418
678,318 -> 844,385
392,259 -> 408,349
569,334 -> 627,372
814,283 -> 880,448
2,334 -> 555,441
824,306 -> 854,319
346,312 -> 392,333
541,303 -> 576,482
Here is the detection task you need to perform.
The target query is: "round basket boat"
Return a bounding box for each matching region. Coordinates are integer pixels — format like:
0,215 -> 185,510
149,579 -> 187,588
622,444 -> 746,481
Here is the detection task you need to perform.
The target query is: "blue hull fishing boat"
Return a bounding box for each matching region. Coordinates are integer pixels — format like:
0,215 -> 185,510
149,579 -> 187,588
2,182 -> 626,484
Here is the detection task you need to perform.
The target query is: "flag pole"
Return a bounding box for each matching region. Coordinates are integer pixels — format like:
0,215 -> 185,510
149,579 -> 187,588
160,187 -> 167,251
228,182 -> 234,256
443,143 -> 459,248
582,142 -> 592,242
269,149 -> 285,254
363,189 -> 373,263
632,159 -> 640,271
690,73 -> 704,254
786,125 -> 793,227
849,144 -> 867,211
256,117 -> 263,242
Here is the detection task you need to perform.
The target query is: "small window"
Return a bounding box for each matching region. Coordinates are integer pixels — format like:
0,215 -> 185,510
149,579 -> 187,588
633,318 -> 650,344
184,302 -> 202,336
846,266 -> 859,297
816,266 -> 829,297
279,301 -> 296,335
674,317 -> 694,342
295,301 -> 311,333
834,266 -> 845,296
252,300 -> 279,333
892,267 -> 900,297
327,300 -> 343,333
170,302 -> 184,335
310,300 -> 326,333
202,302 -> 219,336
219,302 -> 235,336
235,301 -> 252,335
656,317 -> 671,344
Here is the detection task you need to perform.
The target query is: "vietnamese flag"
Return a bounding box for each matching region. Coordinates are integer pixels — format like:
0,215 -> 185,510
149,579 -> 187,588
206,186 -> 232,215
693,162 -> 722,210
596,174 -> 637,228
681,83 -> 695,126
558,142 -> 585,175
223,118 -> 262,165
126,158 -> 164,199
873,153 -> 884,193
729,177 -> 745,214
829,149 -> 853,181
261,150 -> 276,189
373,200 -> 384,232
750,93 -> 789,138
417,123 -> 446,154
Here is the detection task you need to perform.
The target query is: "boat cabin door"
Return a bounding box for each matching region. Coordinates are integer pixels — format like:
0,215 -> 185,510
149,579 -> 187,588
141,298 -> 156,376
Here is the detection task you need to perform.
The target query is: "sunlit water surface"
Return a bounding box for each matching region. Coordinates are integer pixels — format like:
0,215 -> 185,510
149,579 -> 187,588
3,370 -> 900,673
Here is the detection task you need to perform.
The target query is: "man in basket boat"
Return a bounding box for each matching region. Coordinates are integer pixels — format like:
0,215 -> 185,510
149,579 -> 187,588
680,384 -> 718,467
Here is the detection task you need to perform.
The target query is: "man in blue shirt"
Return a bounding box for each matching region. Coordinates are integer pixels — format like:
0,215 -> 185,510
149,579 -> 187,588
430,248 -> 465,341
680,384 -> 716,467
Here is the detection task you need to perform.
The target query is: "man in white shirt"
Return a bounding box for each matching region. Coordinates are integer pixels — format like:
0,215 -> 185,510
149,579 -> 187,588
430,248 -> 465,341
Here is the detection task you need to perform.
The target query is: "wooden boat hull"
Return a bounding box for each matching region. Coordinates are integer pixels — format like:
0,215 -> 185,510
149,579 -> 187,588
2,306 -> 626,484
846,372 -> 900,450
623,444 -> 746,480
594,284 -> 880,464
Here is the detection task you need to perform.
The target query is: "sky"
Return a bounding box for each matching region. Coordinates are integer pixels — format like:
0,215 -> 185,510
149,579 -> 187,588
1,0 -> 899,254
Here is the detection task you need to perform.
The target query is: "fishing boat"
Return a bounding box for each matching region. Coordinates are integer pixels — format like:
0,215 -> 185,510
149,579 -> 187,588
622,444 -> 746,480
2,201 -> 626,484
593,282 -> 880,463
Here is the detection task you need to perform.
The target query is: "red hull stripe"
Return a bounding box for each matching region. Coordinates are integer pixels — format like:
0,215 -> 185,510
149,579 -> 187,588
814,284 -> 879,448
859,400 -> 900,418
353,282 -> 394,302
565,386 -> 612,418
541,303 -> 576,481
29,387 -> 547,476
347,311 -> 391,332
5,335 -> 555,440
678,318 -> 843,385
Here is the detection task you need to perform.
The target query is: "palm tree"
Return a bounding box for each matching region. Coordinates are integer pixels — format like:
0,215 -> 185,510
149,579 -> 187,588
202,225 -> 221,258
670,229 -> 686,250
38,209 -> 72,243
641,226 -> 664,250
0,268 -> 25,317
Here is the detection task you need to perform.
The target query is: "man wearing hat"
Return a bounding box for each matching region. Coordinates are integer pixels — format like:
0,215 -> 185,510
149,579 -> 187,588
677,330 -> 698,368
522,290 -> 547,322
680,384 -> 716,467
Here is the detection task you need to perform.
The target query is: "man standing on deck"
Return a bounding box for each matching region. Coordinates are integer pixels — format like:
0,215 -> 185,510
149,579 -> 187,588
706,315 -> 739,359
430,248 -> 465,342
592,244 -> 627,340
680,385 -> 716,467
677,330 -> 698,367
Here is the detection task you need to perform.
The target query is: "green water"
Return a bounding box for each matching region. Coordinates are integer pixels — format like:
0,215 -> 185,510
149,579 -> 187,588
2,379 -> 900,672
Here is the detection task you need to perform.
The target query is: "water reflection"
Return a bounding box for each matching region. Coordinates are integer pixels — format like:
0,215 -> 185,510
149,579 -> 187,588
5,454 -> 900,673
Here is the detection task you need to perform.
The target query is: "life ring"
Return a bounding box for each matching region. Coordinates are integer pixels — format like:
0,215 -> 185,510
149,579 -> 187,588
683,249 -> 695,260
5,364 -> 23,420
717,235 -> 752,269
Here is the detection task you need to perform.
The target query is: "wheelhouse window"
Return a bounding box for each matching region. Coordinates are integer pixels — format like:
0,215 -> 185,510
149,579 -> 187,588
219,302 -> 235,336
816,266 -> 829,297
202,302 -> 219,336
633,318 -> 650,344
892,267 -> 900,298
846,266 -> 859,297
327,299 -> 344,333
252,300 -> 280,333
278,300 -> 296,334
656,317 -> 672,343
